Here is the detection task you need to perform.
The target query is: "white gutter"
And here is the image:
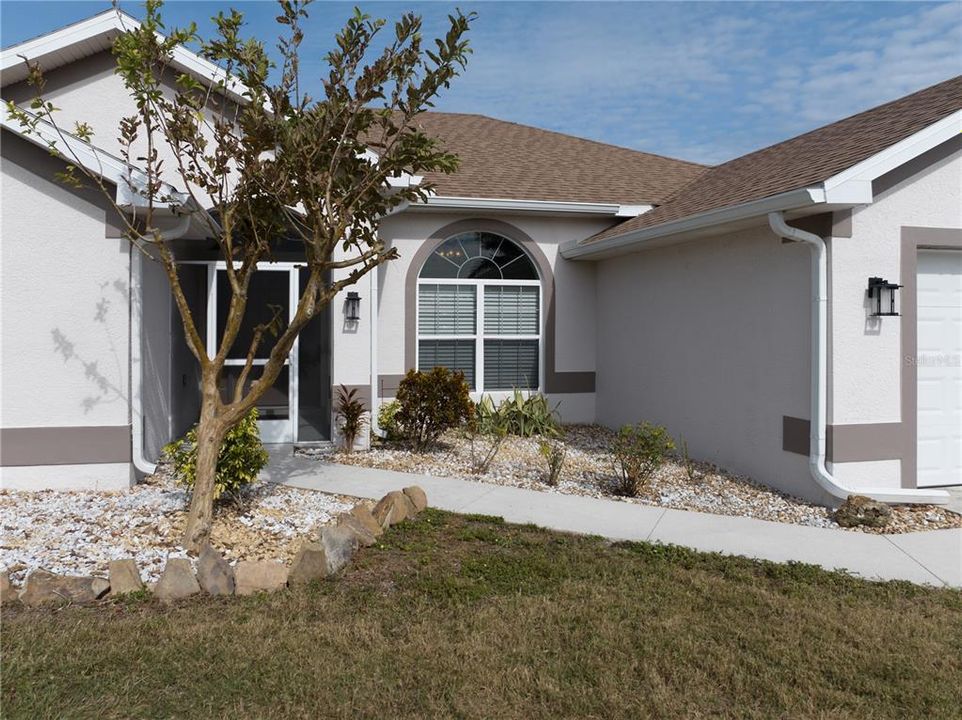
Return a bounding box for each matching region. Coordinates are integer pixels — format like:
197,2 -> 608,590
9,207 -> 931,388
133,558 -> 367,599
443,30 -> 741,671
562,186 -> 824,259
420,195 -> 650,217
768,212 -> 948,505
130,214 -> 192,477
367,200 -> 412,439
368,267 -> 380,440
2,110 -> 187,208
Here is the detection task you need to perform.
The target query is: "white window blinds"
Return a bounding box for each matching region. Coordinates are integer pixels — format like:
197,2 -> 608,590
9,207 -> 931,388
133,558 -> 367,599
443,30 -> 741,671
418,284 -> 476,335
483,286 -> 539,335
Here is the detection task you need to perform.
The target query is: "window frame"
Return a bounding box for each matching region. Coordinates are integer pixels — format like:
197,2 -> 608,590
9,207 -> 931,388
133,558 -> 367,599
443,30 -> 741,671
416,240 -> 543,395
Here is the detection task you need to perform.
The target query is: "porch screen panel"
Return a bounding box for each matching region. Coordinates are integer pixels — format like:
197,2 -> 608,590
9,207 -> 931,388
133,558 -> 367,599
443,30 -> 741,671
418,284 -> 476,335
418,339 -> 476,389
483,286 -> 539,335
483,340 -> 539,390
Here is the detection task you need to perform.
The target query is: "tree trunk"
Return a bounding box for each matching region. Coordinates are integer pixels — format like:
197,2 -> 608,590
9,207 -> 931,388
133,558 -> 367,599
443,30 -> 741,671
182,374 -> 228,552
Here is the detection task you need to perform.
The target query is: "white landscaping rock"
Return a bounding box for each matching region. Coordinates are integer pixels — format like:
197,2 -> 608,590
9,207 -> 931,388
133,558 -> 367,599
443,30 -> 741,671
0,473 -> 352,587
306,424 -> 961,535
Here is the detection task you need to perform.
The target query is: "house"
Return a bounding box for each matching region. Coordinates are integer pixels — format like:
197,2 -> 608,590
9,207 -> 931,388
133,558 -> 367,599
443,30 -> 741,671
1,10 -> 959,506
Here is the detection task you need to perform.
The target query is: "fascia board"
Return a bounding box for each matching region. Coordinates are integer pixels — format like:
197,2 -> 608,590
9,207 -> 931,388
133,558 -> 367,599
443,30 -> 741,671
561,186 -> 825,259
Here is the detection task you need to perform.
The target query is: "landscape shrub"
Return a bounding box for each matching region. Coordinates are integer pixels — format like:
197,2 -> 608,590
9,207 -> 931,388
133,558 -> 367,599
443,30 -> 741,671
479,389 -> 561,437
335,385 -> 368,453
395,368 -> 473,451
538,439 -> 567,486
377,399 -> 402,441
467,396 -> 510,473
610,421 -> 675,497
163,407 -> 269,500
680,438 -> 702,482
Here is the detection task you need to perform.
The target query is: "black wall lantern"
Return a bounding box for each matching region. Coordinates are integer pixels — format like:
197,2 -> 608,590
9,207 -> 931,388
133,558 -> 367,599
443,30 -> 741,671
345,291 -> 361,322
867,277 -> 902,317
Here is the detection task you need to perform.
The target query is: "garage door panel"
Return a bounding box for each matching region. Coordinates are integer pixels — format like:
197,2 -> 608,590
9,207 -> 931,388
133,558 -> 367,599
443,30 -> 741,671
916,249 -> 962,487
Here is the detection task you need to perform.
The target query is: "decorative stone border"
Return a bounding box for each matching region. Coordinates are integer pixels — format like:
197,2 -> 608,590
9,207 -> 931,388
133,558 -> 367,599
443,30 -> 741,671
0,486 -> 427,608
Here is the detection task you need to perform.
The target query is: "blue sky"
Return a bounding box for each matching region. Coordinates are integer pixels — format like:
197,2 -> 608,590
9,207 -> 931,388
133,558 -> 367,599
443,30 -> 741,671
3,1 -> 960,165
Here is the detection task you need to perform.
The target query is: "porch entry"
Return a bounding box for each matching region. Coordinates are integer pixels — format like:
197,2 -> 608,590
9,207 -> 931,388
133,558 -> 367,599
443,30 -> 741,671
205,263 -> 332,444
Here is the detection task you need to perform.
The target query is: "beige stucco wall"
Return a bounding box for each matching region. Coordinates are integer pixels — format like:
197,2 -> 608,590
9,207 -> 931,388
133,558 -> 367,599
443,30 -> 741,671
594,222 -> 818,500
1,131 -> 132,489
376,211 -> 611,423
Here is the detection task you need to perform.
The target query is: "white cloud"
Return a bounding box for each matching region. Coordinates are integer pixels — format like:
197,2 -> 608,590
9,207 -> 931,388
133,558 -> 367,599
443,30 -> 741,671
427,1 -> 961,164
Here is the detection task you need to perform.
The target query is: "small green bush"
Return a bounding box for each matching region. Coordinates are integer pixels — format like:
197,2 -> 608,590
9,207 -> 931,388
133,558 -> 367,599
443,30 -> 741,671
377,399 -> 402,441
163,407 -> 269,500
610,421 -> 674,497
478,390 -> 561,437
335,385 -> 367,453
539,438 -> 567,486
395,368 -> 473,451
467,397 -> 510,473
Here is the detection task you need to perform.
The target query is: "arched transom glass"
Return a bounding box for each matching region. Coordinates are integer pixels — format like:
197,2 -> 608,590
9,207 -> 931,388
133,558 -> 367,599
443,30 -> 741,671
419,232 -> 539,281
417,232 -> 541,391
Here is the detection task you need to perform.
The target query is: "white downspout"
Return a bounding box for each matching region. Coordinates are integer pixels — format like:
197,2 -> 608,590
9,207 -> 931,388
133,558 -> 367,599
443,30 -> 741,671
369,267 -> 380,439
131,214 -> 192,477
368,201 -> 409,440
768,211 -> 948,505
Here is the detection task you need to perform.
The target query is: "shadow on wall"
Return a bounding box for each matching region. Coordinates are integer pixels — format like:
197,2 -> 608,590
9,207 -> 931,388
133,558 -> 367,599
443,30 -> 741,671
50,277 -> 130,414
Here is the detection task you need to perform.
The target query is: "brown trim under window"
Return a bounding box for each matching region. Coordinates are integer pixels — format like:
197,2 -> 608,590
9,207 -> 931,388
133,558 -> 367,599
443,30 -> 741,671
404,218 -> 595,394
1,425 -> 132,466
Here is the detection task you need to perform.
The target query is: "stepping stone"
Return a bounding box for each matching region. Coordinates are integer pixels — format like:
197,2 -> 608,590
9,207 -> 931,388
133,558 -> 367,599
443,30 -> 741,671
319,525 -> 359,574
403,486 -> 428,513
0,570 -> 14,604
108,559 -> 144,596
335,512 -> 378,547
372,491 -> 411,528
154,558 -> 201,603
349,504 -> 384,538
288,542 -> 328,586
196,545 -> 235,596
19,569 -> 110,607
234,561 -> 288,596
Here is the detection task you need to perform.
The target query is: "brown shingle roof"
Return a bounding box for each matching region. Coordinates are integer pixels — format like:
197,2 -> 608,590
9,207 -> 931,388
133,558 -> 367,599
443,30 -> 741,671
411,112 -> 707,206
585,75 -> 962,244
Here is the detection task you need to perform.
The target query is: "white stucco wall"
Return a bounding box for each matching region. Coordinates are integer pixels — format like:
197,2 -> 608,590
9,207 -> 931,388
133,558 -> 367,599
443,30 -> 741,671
828,141 -> 962,485
375,211 -> 611,424
832,144 -> 962,424
4,51 -> 239,195
594,223 -> 818,500
1,132 -> 132,489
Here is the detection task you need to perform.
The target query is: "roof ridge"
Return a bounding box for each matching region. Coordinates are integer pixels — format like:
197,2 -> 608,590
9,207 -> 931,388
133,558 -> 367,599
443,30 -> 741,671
421,110 -> 710,169
1,8 -> 124,53
711,74 -> 962,171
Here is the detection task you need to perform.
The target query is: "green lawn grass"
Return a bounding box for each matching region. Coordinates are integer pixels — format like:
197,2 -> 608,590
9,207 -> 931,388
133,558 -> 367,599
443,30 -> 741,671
3,509 -> 961,719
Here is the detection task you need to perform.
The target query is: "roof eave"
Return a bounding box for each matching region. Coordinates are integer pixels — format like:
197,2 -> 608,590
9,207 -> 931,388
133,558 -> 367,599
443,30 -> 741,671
1,9 -> 250,105
414,195 -> 652,217
560,186 -> 828,260
565,108 -> 962,261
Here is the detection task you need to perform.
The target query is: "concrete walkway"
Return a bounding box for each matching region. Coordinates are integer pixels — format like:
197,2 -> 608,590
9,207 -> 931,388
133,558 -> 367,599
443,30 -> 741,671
262,448 -> 962,589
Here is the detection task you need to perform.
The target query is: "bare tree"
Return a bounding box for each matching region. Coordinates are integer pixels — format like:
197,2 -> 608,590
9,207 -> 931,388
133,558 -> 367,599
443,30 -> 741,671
7,0 -> 474,550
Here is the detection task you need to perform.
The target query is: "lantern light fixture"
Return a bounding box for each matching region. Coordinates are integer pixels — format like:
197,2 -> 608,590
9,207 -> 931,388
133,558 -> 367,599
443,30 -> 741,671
345,291 -> 361,322
867,277 -> 901,317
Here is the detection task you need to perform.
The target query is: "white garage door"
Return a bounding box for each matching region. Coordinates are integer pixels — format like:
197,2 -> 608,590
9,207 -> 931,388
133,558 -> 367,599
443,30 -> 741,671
916,249 -> 962,487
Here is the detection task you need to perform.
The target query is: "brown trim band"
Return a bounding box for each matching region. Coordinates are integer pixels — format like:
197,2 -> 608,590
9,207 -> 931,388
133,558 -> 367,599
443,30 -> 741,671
900,226 -> 962,488
1,425 -> 132,467
782,417 -> 907,463
378,374 -> 406,399
404,218 -> 595,394
333,385 -> 372,412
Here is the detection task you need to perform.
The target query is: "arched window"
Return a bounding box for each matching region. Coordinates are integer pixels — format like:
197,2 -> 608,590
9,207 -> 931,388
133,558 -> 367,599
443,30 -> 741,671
417,232 -> 541,391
